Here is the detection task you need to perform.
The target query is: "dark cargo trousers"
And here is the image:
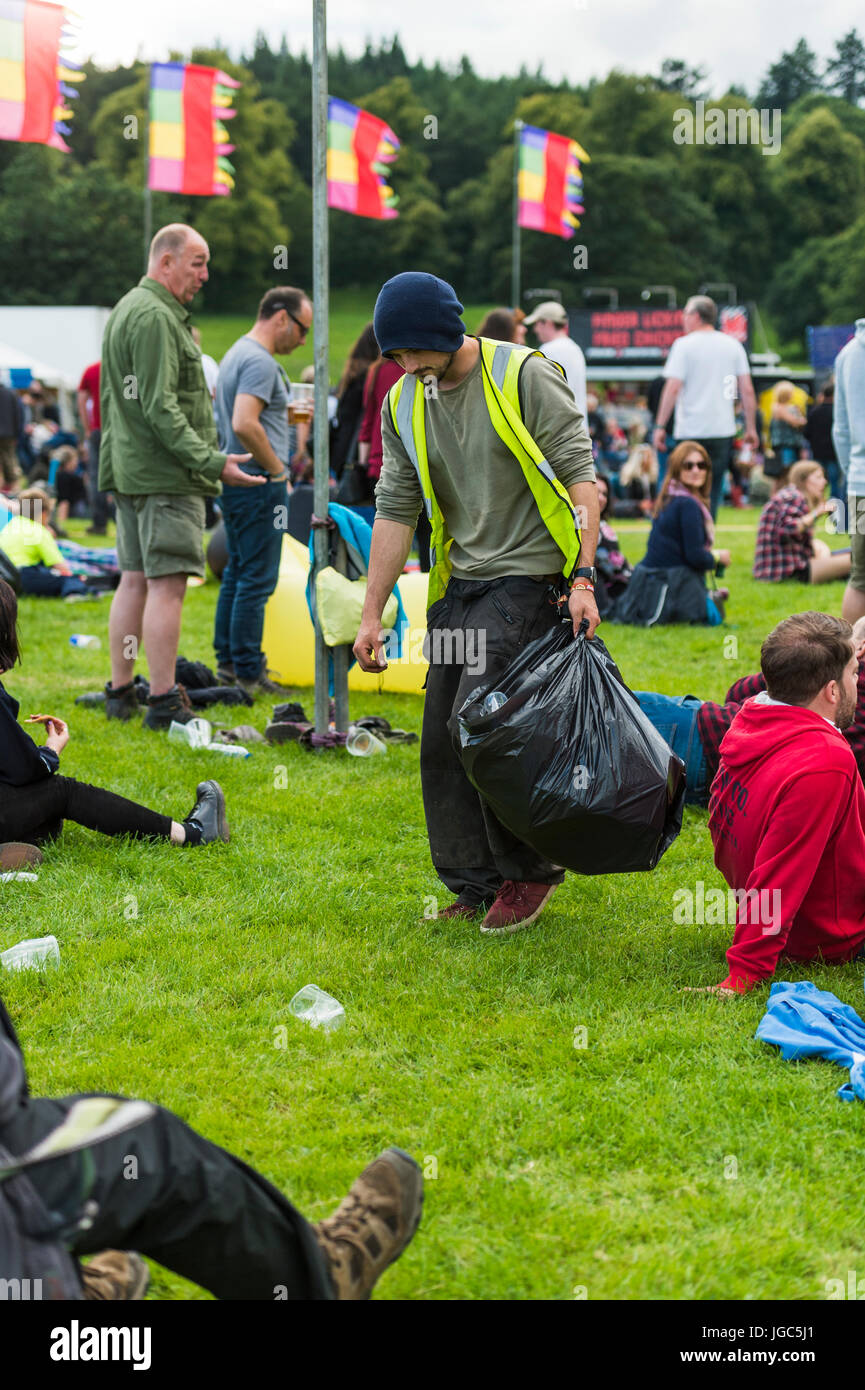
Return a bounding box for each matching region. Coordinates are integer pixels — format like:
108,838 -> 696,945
421,574 -> 567,904
1,1093 -> 334,1300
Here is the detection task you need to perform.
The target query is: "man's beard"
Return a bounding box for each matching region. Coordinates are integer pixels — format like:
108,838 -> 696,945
836,688 -> 857,731
413,352 -> 455,383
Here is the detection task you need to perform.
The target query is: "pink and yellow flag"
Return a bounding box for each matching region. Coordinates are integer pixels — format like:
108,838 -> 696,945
0,0 -> 83,151
518,124 -> 589,239
327,97 -> 399,220
148,62 -> 240,197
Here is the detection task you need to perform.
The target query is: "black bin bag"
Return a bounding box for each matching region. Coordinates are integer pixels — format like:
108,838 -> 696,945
454,620 -> 685,874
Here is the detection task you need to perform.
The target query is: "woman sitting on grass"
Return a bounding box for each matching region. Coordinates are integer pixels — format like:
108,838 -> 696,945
0,579 -> 229,851
611,441 -> 730,627
753,462 -> 851,586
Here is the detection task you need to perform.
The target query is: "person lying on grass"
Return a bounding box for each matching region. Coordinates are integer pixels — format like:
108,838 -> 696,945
0,578 -> 228,849
691,612 -> 865,997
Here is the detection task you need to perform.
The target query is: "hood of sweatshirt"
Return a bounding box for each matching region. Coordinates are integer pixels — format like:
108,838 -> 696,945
718,697 -> 850,778
856,318 -> 865,349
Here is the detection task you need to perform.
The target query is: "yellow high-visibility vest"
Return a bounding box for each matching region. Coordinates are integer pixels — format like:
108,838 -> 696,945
386,336 -> 583,607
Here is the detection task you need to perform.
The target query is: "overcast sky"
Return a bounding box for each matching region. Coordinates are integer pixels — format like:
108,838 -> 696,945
74,0 -> 862,95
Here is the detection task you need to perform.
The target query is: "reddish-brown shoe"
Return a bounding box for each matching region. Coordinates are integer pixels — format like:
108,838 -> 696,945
480,880 -> 558,936
0,843 -> 43,872
419,896 -> 493,925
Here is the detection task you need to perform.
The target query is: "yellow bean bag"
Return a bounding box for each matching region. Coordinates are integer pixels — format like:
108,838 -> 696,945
262,534 -> 430,693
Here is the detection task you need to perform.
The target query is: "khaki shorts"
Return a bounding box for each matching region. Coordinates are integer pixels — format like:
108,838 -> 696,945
115,493 -> 207,579
850,495 -> 865,593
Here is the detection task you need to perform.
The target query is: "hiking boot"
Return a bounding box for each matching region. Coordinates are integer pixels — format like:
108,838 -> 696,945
0,843 -> 43,871
142,684 -> 194,731
183,780 -> 229,844
480,880 -> 558,936
238,671 -> 292,697
105,679 -> 140,722
313,1148 -> 423,1300
215,662 -> 236,684
80,1250 -> 149,1300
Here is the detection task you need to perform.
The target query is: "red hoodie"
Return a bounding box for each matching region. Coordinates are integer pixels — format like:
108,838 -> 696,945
708,698 -> 865,992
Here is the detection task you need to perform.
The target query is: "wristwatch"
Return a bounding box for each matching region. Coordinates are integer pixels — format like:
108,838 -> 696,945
572,566 -> 597,586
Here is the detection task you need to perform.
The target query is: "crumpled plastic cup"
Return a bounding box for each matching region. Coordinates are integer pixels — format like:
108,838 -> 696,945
1,935 -> 60,972
168,717 -> 213,749
288,984 -> 345,1033
345,726 -> 387,757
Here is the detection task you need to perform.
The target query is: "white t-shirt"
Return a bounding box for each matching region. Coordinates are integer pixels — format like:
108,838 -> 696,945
663,329 -> 750,440
201,353 -> 220,401
539,336 -> 587,417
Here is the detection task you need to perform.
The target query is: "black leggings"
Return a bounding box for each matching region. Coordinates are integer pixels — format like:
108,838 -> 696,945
0,775 -> 173,844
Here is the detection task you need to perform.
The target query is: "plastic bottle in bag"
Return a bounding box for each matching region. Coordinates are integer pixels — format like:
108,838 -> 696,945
481,691 -> 508,716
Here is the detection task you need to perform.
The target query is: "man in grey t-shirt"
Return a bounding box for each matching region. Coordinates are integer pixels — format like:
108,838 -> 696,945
213,286 -> 313,693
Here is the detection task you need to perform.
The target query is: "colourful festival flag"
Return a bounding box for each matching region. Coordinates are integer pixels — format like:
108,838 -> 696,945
0,0 -> 83,151
148,62 -> 240,197
327,97 -> 399,220
517,124 -> 590,239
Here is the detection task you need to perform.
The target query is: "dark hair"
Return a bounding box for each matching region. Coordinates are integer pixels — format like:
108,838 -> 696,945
0,579 -> 20,672
476,308 -> 517,342
257,287 -> 309,322
761,612 -> 853,706
596,473 -> 613,519
654,440 -> 712,515
338,322 -> 379,396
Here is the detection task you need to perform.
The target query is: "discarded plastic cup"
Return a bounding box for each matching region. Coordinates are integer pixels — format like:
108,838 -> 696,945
481,690 -> 508,716
345,726 -> 387,757
69,634 -> 101,650
168,718 -> 213,748
1,935 -> 60,973
288,984 -> 345,1033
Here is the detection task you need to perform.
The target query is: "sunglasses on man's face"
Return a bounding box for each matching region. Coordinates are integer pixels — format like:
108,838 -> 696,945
286,310 -> 310,339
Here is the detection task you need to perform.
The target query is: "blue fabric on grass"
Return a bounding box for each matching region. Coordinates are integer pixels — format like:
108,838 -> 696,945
756,980 -> 865,1102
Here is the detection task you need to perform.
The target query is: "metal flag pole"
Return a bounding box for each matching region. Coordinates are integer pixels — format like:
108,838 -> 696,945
511,119 -> 523,310
311,0 -> 348,739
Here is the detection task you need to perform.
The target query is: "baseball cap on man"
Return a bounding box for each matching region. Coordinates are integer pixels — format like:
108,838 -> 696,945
523,301 -> 568,327
373,272 -> 465,358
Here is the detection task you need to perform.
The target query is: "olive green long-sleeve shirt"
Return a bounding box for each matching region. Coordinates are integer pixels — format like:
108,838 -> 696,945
375,352 -> 596,580
99,277 -> 225,497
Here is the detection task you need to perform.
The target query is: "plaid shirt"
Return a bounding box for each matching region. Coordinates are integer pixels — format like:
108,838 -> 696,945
697,670 -> 865,786
753,487 -> 813,581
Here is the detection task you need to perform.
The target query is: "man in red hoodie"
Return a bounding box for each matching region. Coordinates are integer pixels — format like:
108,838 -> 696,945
705,611 -> 865,995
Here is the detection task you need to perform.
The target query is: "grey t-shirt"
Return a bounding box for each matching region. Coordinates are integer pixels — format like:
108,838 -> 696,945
216,336 -> 290,477
375,351 -> 595,579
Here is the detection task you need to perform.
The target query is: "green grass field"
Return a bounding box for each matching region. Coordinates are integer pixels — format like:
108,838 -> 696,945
2,504 -> 862,1302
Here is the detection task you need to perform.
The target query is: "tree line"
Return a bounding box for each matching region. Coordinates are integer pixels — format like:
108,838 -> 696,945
0,32 -> 863,350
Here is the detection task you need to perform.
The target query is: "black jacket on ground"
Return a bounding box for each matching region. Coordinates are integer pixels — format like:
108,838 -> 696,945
0,681 -> 58,785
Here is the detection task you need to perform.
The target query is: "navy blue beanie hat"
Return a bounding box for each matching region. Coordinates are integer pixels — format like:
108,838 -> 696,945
373,272 -> 465,357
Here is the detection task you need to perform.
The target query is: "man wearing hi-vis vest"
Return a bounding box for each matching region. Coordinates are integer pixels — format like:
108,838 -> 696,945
353,273 -> 599,935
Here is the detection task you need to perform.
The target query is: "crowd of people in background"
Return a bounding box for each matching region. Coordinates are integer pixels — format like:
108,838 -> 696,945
0,283 -> 853,641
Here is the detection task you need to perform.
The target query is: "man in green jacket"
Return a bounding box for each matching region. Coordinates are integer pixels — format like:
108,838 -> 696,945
100,223 -> 264,730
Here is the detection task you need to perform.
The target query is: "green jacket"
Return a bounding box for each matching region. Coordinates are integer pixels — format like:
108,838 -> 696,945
99,277 -> 225,497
